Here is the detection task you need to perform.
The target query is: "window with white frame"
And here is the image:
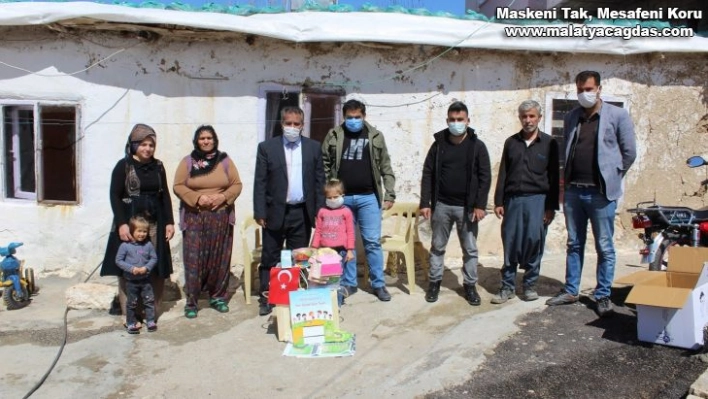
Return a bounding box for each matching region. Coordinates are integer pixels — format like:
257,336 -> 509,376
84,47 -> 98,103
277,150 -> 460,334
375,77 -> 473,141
258,85 -> 345,143
544,93 -> 627,205
2,103 -> 79,203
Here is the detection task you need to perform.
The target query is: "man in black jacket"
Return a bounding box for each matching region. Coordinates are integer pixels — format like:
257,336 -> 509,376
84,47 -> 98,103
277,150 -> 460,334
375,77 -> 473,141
492,100 -> 559,304
253,106 -> 325,316
419,101 -> 492,306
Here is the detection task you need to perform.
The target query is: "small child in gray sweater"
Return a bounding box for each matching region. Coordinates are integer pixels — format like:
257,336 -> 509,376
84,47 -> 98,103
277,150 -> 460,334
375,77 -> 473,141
116,216 -> 158,334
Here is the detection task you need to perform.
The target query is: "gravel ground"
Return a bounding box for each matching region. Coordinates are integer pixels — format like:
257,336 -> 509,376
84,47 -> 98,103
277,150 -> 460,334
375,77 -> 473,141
429,287 -> 707,399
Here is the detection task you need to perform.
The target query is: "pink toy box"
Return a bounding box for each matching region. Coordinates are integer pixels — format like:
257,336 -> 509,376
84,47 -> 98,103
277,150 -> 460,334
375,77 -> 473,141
309,253 -> 343,279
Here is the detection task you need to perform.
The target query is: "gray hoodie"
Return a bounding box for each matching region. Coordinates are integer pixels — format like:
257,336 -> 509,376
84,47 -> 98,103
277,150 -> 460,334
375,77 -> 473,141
115,241 -> 157,280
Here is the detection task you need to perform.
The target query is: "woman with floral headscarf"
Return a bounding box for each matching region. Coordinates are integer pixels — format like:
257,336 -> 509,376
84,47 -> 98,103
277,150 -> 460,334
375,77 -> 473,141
101,124 -> 175,328
173,125 -> 242,318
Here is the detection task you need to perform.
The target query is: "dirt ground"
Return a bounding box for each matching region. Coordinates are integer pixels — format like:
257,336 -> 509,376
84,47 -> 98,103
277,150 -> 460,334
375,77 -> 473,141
429,287 -> 706,399
0,250 -> 705,399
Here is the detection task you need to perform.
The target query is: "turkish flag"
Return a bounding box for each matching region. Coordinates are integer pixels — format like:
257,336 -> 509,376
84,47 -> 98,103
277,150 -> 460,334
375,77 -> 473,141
268,267 -> 300,305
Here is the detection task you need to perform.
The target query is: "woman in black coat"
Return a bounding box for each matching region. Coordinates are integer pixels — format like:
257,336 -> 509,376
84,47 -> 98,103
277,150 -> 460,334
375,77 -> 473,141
101,124 -> 175,327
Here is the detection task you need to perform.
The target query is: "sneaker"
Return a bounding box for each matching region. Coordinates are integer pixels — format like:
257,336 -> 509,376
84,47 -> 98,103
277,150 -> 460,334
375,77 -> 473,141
545,290 -> 579,306
595,297 -> 614,317
425,281 -> 442,303
523,287 -> 539,302
126,323 -> 140,335
463,284 -> 481,306
337,288 -> 346,307
340,285 -> 358,298
258,301 -> 273,316
491,287 -> 516,304
373,286 -> 392,302
146,321 -> 157,332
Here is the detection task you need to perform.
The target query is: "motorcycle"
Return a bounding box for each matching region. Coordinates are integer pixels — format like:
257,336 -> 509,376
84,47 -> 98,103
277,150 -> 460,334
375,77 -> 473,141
1,242 -> 36,310
626,155 -> 708,271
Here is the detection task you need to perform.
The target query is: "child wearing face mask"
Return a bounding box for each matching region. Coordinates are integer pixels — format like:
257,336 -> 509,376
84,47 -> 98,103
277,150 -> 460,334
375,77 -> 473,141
311,180 -> 355,303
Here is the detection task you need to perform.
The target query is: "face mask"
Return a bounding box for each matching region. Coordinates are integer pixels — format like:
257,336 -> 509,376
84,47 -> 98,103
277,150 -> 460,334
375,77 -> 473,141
448,122 -> 467,136
577,91 -> 598,108
283,127 -> 301,142
345,118 -> 363,132
326,196 -> 344,209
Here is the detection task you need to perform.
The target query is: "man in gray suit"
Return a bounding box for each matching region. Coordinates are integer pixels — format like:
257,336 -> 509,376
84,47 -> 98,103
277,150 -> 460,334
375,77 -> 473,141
546,71 -> 636,317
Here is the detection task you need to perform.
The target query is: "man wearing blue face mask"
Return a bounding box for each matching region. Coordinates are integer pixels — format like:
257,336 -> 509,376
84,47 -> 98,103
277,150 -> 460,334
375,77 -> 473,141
545,71 -> 636,318
321,99 -> 396,302
420,101 -> 491,306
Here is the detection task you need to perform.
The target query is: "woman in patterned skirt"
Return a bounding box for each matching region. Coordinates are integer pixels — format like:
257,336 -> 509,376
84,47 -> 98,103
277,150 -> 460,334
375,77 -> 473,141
173,125 -> 243,318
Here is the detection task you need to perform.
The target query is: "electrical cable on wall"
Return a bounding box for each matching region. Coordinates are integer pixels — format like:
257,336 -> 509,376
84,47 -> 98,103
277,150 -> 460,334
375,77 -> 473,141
0,48 -> 128,78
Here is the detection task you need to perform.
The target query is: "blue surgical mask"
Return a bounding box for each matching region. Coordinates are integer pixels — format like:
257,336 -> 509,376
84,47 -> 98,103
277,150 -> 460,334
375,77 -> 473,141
345,118 -> 363,132
448,122 -> 467,136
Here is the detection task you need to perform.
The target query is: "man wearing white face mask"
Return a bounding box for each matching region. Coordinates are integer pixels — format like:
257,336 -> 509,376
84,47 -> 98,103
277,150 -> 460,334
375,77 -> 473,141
254,106 -> 326,316
546,71 -> 636,318
420,101 -> 492,306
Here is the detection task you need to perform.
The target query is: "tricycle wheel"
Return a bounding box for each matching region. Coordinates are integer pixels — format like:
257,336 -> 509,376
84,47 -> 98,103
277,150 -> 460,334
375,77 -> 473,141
24,267 -> 35,295
3,285 -> 29,310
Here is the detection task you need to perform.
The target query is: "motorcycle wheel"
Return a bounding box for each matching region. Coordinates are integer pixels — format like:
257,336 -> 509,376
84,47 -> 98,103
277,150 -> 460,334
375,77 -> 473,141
649,239 -> 677,271
3,285 -> 30,310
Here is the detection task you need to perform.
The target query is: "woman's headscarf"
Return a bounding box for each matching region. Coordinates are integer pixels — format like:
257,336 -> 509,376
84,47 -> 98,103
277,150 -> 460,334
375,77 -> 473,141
125,123 -> 157,157
189,125 -> 227,178
124,123 -> 157,197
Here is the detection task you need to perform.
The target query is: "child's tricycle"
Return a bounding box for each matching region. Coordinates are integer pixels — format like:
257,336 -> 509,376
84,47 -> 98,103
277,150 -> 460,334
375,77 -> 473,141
1,242 -> 36,310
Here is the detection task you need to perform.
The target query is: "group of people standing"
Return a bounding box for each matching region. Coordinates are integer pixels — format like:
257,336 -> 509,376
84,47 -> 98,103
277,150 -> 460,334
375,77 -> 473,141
254,102 -> 396,316
101,124 -> 243,331
100,69 -> 637,332
419,70 -> 635,319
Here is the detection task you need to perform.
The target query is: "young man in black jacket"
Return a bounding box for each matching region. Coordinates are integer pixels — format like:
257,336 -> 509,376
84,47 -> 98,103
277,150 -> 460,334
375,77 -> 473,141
419,101 -> 492,306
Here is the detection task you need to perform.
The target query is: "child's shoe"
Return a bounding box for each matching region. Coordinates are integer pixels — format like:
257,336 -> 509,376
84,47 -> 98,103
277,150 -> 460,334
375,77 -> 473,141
146,321 -> 157,332
126,323 -> 141,334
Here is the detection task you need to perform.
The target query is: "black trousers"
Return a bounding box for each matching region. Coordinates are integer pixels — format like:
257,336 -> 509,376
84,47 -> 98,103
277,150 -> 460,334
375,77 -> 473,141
259,204 -> 311,295
126,278 -> 155,325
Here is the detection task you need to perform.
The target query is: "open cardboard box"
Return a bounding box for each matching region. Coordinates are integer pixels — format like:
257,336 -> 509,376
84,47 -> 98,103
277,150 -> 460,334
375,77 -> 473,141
615,247 -> 708,349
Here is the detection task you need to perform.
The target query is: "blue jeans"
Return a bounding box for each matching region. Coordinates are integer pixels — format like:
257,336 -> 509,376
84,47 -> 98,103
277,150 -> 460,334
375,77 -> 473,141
341,193 -> 385,289
563,186 -> 617,299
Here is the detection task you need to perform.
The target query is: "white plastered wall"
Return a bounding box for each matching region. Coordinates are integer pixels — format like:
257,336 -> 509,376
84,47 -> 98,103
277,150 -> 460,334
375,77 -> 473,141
0,27 -> 706,276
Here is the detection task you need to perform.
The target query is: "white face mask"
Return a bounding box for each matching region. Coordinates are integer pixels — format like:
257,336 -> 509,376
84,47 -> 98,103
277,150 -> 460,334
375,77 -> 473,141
577,91 -> 598,108
448,122 -> 467,136
283,127 -> 301,142
326,196 -> 344,209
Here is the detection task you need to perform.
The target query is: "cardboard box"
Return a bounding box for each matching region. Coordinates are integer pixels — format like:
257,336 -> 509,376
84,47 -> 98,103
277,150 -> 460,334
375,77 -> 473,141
273,289 -> 339,343
616,247 -> 708,349
274,305 -> 293,342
